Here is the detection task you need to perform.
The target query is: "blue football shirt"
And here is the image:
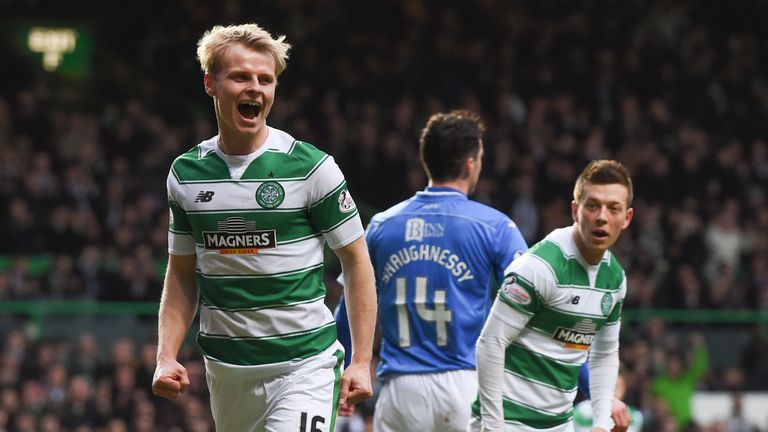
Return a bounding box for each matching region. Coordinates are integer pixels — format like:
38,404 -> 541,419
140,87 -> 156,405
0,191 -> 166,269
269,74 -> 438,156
337,186 -> 528,377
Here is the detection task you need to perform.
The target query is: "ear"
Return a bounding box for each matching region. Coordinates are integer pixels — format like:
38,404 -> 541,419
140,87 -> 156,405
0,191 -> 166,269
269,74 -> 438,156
204,73 -> 216,97
571,200 -> 579,224
622,207 -> 634,230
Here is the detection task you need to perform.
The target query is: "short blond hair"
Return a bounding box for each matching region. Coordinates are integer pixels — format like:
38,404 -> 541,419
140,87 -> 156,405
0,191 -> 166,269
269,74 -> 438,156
196,24 -> 291,76
573,159 -> 634,206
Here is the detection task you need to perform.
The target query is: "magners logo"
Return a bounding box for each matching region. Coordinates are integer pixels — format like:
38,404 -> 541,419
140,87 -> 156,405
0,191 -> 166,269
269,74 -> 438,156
553,319 -> 597,350
203,217 -> 276,255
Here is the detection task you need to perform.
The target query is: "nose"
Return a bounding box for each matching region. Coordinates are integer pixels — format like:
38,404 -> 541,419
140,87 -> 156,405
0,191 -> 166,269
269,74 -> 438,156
245,78 -> 261,94
596,206 -> 608,223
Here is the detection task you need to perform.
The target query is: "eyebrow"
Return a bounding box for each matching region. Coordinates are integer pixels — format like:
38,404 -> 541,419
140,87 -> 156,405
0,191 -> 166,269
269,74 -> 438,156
585,197 -> 625,206
225,67 -> 275,76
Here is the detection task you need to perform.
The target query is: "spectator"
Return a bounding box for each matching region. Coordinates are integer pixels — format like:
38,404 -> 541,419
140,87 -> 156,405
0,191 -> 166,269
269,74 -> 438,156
652,333 -> 710,430
723,392 -> 754,432
740,325 -> 768,389
704,198 -> 750,281
61,376 -> 99,429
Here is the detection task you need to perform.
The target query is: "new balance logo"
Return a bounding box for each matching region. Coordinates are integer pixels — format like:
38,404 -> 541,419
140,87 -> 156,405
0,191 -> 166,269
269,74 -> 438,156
195,191 -> 215,202
570,295 -> 581,305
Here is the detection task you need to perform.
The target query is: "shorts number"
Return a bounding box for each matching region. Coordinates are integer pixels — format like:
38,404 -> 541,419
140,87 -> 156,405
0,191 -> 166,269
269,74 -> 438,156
395,276 -> 453,347
299,412 -> 324,432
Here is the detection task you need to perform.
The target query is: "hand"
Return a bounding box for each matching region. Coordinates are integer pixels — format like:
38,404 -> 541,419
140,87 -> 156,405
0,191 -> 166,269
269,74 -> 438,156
610,397 -> 631,432
338,360 -> 373,409
152,358 -> 189,400
337,402 -> 356,417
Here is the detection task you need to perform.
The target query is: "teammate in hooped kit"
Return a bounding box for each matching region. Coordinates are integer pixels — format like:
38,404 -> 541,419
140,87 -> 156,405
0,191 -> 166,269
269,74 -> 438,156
340,111 -> 529,431
151,23 -> 376,432
473,160 -> 634,432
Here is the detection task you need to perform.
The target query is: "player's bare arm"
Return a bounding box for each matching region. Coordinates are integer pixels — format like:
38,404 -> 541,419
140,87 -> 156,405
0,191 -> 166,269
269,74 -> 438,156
334,236 -> 377,407
153,253 -> 198,400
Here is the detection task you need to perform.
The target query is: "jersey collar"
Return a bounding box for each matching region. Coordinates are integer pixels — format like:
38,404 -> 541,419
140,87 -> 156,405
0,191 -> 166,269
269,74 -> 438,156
417,186 -> 467,198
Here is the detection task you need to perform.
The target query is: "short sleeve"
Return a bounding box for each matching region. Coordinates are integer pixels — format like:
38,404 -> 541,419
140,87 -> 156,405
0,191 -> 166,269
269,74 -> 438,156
167,169 -> 196,255
497,271 -> 542,316
606,274 -> 627,324
492,217 -> 528,285
306,156 -> 364,249
496,252 -> 557,315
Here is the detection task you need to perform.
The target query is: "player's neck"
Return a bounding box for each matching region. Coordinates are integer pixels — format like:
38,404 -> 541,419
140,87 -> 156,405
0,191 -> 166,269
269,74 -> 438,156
218,127 -> 268,155
429,180 -> 469,196
572,226 -> 605,265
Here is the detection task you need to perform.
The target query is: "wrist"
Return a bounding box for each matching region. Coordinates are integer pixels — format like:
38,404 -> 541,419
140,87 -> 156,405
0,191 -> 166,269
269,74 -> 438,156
156,351 -> 178,363
350,353 -> 372,365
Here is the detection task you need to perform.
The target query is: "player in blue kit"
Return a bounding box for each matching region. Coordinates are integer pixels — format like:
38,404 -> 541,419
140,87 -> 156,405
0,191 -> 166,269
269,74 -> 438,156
339,111 -> 528,431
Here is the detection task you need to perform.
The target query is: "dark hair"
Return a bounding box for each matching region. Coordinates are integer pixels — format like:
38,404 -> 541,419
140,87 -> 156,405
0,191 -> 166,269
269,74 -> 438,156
573,159 -> 634,206
419,110 -> 485,182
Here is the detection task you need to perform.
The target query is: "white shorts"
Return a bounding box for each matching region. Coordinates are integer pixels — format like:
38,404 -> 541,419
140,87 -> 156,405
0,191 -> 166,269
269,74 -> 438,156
206,344 -> 344,432
467,416 -> 575,432
374,369 -> 477,432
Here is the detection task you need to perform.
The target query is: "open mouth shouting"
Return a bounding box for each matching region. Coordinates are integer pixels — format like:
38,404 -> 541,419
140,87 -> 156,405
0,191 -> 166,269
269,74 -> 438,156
238,101 -> 262,120
592,228 -> 609,241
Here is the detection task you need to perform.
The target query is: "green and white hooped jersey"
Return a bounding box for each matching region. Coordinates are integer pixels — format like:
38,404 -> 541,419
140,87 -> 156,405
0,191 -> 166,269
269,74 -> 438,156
166,128 -> 363,367
472,226 -> 625,430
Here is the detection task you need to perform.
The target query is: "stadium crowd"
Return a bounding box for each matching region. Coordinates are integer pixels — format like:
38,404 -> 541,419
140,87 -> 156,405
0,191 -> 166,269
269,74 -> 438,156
1,0 -> 768,430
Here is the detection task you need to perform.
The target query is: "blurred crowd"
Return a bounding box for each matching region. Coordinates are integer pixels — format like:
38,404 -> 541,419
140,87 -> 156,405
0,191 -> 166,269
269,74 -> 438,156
2,0 -> 768,430
0,330 -> 214,432
0,319 -> 766,431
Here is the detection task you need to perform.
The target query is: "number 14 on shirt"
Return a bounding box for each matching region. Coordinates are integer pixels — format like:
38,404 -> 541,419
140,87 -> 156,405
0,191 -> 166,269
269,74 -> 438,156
395,276 -> 453,347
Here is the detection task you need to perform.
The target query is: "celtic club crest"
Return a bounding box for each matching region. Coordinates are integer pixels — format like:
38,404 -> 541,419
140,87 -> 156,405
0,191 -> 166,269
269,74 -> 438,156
600,292 -> 613,316
255,181 -> 285,209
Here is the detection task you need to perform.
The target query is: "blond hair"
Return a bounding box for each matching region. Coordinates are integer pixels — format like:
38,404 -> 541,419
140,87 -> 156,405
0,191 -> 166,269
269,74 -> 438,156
573,159 -> 634,206
196,24 -> 291,76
